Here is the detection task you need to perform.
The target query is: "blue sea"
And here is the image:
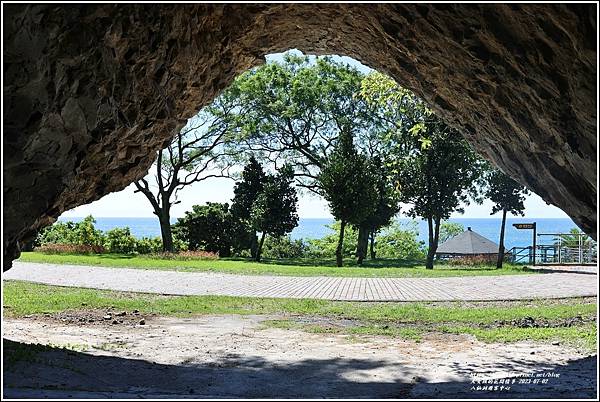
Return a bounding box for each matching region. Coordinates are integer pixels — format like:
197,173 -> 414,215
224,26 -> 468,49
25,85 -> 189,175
58,216 -> 579,249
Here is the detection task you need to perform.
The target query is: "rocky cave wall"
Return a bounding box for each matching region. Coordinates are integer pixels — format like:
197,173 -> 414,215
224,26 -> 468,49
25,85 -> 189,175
3,3 -> 597,269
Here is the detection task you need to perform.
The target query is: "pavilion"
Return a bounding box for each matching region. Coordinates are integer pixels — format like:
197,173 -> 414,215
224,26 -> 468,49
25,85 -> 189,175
435,227 -> 499,259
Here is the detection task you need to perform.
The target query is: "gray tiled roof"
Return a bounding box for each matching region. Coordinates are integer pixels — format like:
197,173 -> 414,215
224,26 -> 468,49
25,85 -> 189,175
436,227 -> 499,255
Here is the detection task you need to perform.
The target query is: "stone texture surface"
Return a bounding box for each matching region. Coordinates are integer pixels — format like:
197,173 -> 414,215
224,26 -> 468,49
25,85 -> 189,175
3,4 -> 597,269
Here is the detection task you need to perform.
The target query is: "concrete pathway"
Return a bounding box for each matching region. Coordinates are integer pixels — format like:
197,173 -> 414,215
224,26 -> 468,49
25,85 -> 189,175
3,262 -> 597,301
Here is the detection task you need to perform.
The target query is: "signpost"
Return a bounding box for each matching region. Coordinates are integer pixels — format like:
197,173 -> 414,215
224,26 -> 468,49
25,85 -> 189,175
513,222 -> 537,265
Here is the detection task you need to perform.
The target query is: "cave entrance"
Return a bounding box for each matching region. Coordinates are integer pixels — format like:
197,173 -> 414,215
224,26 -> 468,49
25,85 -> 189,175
3,4 -> 596,270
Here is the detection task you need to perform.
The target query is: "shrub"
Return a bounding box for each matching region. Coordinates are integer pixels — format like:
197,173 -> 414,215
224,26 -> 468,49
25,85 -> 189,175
375,222 -> 426,260
446,254 -> 497,266
262,236 -> 307,259
36,243 -> 105,254
306,222 -> 358,258
104,227 -> 137,254
135,237 -> 163,254
173,203 -> 241,257
38,216 -> 105,248
38,221 -> 76,245
70,216 -> 105,247
148,250 -> 219,260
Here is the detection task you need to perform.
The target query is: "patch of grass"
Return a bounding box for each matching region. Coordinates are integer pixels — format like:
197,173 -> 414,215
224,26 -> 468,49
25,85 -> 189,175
3,281 -> 595,324
4,281 -> 595,352
18,251 -> 536,278
262,319 -> 424,341
439,325 -> 597,353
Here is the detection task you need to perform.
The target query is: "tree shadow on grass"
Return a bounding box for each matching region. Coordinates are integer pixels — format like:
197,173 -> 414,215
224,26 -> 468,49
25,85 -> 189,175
3,339 -> 596,398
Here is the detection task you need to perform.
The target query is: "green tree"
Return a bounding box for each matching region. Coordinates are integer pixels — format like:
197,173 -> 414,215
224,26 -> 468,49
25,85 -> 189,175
485,169 -> 529,268
134,102 -> 238,252
375,222 -> 427,260
318,131 -> 377,267
360,72 -> 483,269
230,156 -> 267,257
307,222 -> 359,259
250,165 -> 299,262
439,222 -> 465,243
172,203 -> 238,257
397,126 -> 483,269
218,53 -> 378,193
355,156 -> 400,263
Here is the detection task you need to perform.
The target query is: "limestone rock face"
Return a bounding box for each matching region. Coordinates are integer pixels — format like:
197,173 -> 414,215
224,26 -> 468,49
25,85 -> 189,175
3,4 -> 596,269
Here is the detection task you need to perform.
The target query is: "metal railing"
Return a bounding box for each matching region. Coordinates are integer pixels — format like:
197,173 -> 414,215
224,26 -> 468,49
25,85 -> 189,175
507,233 -> 597,265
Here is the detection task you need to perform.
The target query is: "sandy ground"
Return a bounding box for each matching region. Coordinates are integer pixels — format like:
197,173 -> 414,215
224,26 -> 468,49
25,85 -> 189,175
3,314 -> 597,399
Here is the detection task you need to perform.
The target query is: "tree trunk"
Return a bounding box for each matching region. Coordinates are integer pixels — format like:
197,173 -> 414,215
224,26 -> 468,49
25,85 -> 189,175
497,209 -> 507,268
255,231 -> 267,262
426,217 -> 441,269
158,209 -> 173,253
356,223 -> 369,265
336,220 -> 347,267
369,230 -> 376,260
250,231 -> 258,258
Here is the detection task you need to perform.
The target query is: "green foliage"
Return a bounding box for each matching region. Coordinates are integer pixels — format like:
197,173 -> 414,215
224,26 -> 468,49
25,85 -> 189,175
307,222 -> 359,258
557,228 -> 593,248
37,216 -> 168,255
318,131 -> 377,226
103,227 -> 137,254
135,237 -> 164,254
360,72 -> 485,269
374,222 -> 426,260
439,222 -> 465,243
231,156 -> 266,222
172,203 -> 239,257
262,236 -> 308,259
360,156 -> 400,234
251,165 -> 299,239
484,168 -> 529,216
218,53 -> 379,189
38,216 -> 105,248
395,126 -> 484,222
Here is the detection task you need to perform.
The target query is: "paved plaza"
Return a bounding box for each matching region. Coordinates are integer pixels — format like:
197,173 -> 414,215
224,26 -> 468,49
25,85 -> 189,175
4,262 -> 597,301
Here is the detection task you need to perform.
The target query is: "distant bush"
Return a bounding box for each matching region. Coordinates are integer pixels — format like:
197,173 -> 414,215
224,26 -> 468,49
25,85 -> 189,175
173,203 -> 251,257
38,216 -> 105,248
306,222 -> 358,258
104,227 -> 137,254
135,237 -> 163,254
446,254 -> 496,266
35,216 -> 166,255
439,221 -> 464,243
262,236 -> 307,259
148,250 -> 219,260
375,222 -> 426,260
36,243 -> 106,254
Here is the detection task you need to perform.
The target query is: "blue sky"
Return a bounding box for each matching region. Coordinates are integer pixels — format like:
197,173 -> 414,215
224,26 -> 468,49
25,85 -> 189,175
61,51 -> 569,220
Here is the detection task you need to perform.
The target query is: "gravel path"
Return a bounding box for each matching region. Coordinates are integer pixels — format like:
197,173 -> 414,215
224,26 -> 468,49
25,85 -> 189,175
4,262 -> 597,301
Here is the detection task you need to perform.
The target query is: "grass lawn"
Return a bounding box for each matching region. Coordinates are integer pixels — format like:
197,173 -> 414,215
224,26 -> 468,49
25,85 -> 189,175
4,281 -> 596,352
18,251 -> 538,278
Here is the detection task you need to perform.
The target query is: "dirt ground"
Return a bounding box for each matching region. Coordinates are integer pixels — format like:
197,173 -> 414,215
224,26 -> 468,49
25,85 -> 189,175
3,312 -> 597,399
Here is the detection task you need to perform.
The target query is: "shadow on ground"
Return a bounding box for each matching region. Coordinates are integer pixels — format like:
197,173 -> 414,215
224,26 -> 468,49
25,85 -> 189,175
3,339 -> 596,399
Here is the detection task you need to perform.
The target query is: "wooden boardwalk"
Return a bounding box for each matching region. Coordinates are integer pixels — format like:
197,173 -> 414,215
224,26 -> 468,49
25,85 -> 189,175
4,262 -> 597,301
